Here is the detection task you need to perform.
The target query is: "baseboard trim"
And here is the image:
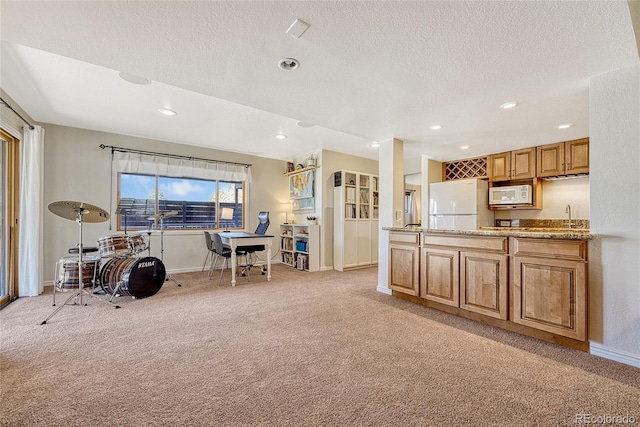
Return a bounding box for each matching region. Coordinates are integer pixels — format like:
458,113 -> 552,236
589,342 -> 640,368
376,286 -> 392,295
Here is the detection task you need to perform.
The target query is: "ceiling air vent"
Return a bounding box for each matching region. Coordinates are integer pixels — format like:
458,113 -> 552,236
278,58 -> 299,71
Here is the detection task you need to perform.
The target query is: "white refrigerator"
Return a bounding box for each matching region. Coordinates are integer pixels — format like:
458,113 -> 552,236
428,179 -> 493,230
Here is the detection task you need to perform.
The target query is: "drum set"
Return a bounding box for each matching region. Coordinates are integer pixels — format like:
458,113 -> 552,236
42,200 -> 167,324
94,232 -> 166,299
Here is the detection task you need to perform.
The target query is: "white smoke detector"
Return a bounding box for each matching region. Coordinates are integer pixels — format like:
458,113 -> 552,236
286,19 -> 310,39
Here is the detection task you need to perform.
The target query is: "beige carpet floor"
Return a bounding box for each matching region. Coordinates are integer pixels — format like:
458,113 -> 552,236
1,264 -> 638,426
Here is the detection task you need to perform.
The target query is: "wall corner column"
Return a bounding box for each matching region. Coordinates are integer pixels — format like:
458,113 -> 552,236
377,138 -> 404,294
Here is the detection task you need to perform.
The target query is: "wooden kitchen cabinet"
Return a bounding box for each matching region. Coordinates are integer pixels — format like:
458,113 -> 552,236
388,232 -> 420,296
489,147 -> 536,182
420,247 -> 459,307
460,251 -> 508,320
420,234 -> 508,309
510,238 -> 587,341
537,138 -> 589,177
537,142 -> 564,177
565,138 -> 589,175
387,229 -> 591,350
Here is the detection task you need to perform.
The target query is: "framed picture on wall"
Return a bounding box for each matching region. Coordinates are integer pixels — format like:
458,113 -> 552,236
292,197 -> 315,212
289,169 -> 314,199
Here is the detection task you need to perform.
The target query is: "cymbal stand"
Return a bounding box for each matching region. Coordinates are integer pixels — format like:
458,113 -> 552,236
42,208 -> 91,324
159,215 -> 181,287
146,219 -> 153,257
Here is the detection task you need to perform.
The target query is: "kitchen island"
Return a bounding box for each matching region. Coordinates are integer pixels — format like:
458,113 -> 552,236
384,226 -> 594,350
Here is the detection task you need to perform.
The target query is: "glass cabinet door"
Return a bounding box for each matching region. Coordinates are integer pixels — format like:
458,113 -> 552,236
359,174 -> 370,219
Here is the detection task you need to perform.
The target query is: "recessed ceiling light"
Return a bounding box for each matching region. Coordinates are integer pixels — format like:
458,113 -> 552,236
500,101 -> 518,109
297,121 -> 315,128
556,123 -> 573,129
430,125 -> 443,130
370,141 -> 380,148
275,134 -> 288,140
460,145 -> 470,150
118,71 -> 150,85
278,58 -> 299,71
158,108 -> 177,116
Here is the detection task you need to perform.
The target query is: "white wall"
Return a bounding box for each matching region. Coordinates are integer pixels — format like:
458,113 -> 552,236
42,124 -> 288,281
377,138 -> 404,294
421,158 -> 443,225
589,64 -> 640,364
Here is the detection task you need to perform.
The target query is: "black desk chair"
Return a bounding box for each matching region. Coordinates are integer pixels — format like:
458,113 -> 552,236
236,211 -> 270,279
202,231 -> 216,272
209,232 -> 233,285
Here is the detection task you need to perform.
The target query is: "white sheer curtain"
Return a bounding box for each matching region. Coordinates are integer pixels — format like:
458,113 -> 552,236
114,151 -> 252,182
18,125 -> 44,296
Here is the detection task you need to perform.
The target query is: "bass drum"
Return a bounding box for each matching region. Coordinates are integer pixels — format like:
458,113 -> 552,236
99,256 -> 166,299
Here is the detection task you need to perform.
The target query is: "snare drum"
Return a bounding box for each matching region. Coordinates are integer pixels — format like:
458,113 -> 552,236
97,234 -> 130,257
100,256 -> 166,299
127,233 -> 147,254
54,256 -> 100,290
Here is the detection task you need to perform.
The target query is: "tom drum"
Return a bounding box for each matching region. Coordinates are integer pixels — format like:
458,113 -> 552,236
97,234 -> 131,257
99,256 -> 166,299
127,233 -> 147,254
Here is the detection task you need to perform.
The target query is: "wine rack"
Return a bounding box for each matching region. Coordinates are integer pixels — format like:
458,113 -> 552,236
443,156 -> 488,181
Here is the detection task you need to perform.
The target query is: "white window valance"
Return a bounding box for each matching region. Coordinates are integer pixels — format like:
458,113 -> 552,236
114,151 -> 252,182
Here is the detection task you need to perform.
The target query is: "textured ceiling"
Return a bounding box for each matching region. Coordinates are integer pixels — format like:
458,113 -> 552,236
1,1 -> 638,163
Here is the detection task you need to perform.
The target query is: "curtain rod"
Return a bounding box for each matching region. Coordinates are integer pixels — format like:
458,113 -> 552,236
99,144 -> 251,168
0,97 -> 35,130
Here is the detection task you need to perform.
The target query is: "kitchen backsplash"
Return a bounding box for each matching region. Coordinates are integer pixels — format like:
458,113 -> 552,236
494,176 -> 590,222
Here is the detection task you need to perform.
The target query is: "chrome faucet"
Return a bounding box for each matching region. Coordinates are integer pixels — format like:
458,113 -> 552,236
565,204 -> 572,228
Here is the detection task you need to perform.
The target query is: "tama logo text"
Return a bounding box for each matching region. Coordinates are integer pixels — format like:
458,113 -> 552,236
138,261 -> 155,268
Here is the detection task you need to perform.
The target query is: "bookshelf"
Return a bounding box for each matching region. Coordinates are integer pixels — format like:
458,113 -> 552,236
333,170 -> 379,271
279,224 -> 319,272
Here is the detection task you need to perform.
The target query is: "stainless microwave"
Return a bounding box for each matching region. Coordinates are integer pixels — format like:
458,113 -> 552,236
489,185 -> 532,205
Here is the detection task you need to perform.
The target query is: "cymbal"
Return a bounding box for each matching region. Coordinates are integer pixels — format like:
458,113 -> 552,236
147,210 -> 178,221
48,201 -> 110,223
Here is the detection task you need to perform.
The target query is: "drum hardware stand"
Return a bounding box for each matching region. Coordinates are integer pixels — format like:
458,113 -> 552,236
42,202 -> 111,324
106,280 -> 126,304
157,213 -> 182,287
145,219 -> 153,257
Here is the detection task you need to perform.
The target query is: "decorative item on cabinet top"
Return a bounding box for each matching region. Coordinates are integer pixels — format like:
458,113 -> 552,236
283,164 -> 318,177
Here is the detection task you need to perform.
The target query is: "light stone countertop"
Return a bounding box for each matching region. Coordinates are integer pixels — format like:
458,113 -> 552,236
382,226 -> 594,240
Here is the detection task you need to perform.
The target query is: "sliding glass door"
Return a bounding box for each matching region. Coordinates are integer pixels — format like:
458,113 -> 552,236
1,129 -> 19,306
